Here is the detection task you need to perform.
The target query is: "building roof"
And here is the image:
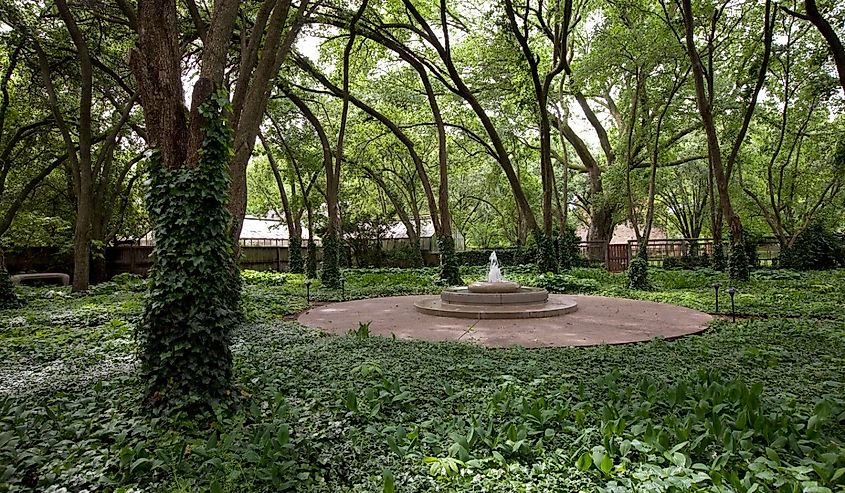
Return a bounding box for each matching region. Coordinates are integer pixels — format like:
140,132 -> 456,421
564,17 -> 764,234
241,215 -> 317,241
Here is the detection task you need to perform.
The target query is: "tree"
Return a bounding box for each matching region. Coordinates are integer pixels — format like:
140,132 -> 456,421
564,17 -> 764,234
115,0 -> 315,411
675,0 -> 776,280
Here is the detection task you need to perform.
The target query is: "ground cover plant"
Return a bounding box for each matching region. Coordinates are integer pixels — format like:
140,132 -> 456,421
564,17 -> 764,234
1,268 -> 844,492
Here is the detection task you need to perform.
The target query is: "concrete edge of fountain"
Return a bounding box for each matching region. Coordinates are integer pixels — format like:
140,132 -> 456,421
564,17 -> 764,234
441,286 -> 549,305
414,296 -> 578,319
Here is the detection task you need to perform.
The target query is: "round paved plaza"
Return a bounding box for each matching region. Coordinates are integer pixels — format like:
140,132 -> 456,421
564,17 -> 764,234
297,295 -> 713,348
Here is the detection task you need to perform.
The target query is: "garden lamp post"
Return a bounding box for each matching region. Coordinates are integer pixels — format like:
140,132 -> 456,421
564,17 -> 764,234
304,279 -> 312,303
711,282 -> 722,312
727,287 -> 737,322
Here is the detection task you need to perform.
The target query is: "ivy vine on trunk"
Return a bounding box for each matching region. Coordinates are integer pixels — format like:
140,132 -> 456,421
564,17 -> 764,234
321,231 -> 342,289
289,236 -> 303,273
437,234 -> 462,286
137,94 -> 240,413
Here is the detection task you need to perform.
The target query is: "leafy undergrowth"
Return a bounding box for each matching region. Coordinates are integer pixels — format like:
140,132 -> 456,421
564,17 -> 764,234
0,268 -> 844,492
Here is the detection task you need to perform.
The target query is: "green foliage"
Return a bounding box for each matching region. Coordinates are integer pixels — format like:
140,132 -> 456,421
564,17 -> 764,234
628,249 -> 651,290
288,236 -> 303,274
454,247 -> 535,267
138,93 -> 240,414
1,268 -> 845,490
711,242 -> 726,271
780,223 -> 844,271
537,273 -> 600,293
437,234 -> 462,286
557,225 -> 582,270
729,239 -> 750,281
320,231 -> 342,289
241,270 -> 287,286
534,231 -> 558,274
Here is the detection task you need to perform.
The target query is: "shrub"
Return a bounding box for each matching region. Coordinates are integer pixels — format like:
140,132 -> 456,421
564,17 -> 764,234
779,223 -> 844,270
627,250 -> 650,290
537,273 -> 600,293
241,270 -> 287,286
455,247 -> 536,267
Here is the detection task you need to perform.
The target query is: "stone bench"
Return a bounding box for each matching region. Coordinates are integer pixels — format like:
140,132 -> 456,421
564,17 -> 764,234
11,273 -> 70,286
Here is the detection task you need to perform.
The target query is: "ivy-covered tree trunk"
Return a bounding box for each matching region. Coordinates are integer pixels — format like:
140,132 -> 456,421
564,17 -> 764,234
558,224 -> 580,270
729,237 -> 750,281
410,239 -> 424,269
289,236 -> 303,273
535,230 -> 558,274
0,249 -> 20,309
138,97 -> 240,412
320,229 -> 342,289
437,234 -> 462,286
306,238 -> 318,279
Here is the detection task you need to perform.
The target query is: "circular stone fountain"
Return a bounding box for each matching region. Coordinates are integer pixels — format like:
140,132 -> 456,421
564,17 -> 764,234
413,252 -> 578,319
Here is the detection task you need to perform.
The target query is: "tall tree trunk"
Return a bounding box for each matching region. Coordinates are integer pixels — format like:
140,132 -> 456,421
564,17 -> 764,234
130,0 -> 242,412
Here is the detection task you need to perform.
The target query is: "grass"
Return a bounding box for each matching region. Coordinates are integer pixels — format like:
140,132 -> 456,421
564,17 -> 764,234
1,267 -> 844,492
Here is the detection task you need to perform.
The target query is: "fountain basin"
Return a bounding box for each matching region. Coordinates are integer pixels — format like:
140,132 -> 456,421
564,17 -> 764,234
414,296 -> 578,319
442,286 -> 548,305
467,281 -> 520,293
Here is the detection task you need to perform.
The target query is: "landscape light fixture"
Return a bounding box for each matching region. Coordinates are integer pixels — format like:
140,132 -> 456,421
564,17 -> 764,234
304,279 -> 312,302
727,287 -> 737,322
711,282 -> 722,312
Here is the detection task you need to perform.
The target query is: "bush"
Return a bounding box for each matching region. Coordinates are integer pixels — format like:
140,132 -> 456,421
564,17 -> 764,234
455,247 -> 536,267
627,250 -> 650,290
241,270 -> 287,286
557,225 -> 582,270
537,273 -> 600,293
779,223 -> 844,270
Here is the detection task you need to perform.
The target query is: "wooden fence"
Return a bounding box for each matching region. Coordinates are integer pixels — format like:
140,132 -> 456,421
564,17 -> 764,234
6,236 -> 785,279
628,237 -> 781,268
105,245 -> 321,277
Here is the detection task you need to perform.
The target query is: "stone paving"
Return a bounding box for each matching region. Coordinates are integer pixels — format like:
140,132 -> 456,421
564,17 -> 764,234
298,294 -> 713,348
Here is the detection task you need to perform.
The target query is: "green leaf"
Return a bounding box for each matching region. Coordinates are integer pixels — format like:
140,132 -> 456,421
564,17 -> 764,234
576,452 -> 592,472
383,468 -> 395,493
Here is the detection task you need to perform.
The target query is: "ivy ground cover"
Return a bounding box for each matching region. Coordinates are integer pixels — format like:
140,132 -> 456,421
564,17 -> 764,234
1,268 -> 844,492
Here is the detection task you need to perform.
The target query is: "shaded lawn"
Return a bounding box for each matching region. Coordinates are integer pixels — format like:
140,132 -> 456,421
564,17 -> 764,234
1,268 -> 844,492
